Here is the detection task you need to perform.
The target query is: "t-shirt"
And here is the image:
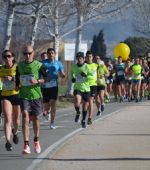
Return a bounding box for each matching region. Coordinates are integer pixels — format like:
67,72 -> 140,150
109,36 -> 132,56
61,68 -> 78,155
87,63 -> 98,86
97,64 -> 109,86
131,64 -> 142,80
71,63 -> 91,92
42,59 -> 64,88
17,60 -> 43,100
114,63 -> 125,78
141,65 -> 149,79
0,64 -> 19,96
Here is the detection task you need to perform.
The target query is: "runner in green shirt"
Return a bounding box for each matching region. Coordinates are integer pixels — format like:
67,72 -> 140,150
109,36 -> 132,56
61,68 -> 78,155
85,51 -> 98,125
71,52 -> 91,128
16,45 -> 49,154
96,56 -> 109,114
130,57 -> 142,102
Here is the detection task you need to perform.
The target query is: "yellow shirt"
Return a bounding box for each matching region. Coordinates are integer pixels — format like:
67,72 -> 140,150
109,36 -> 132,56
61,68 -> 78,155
0,64 -> 19,96
97,64 -> 109,86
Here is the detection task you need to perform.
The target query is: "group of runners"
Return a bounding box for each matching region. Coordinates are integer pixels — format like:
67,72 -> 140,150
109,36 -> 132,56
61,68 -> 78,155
0,45 -> 65,154
0,44 -> 150,155
71,51 -> 150,128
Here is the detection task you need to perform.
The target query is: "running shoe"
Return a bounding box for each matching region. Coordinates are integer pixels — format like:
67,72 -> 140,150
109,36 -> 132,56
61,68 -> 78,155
23,144 -> 31,154
12,129 -> 19,144
87,118 -> 92,125
119,96 -> 123,103
45,112 -> 51,121
136,97 -> 139,103
81,120 -> 86,128
43,111 -> 51,120
5,141 -> 12,151
34,141 -> 41,154
50,123 -> 56,129
105,98 -> 110,103
101,104 -> 105,112
140,96 -> 143,102
96,111 -> 101,116
75,114 -> 80,123
128,97 -> 131,102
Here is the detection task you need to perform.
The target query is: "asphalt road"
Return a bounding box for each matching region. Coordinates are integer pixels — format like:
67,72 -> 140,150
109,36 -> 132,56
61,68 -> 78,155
0,101 -> 138,170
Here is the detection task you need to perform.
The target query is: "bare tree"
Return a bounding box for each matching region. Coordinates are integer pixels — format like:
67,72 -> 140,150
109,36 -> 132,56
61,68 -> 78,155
73,0 -> 134,58
41,0 -> 76,59
65,0 -> 134,95
3,0 -> 37,50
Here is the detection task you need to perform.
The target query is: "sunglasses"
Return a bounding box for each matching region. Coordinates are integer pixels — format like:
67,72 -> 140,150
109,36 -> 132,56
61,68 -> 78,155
3,54 -> 12,59
23,51 -> 33,56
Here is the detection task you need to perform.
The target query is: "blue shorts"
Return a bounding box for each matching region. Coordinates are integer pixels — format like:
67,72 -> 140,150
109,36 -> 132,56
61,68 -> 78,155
132,79 -> 141,84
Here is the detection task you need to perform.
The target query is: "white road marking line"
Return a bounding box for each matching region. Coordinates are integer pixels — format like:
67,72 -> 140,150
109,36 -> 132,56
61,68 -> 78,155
25,108 -> 124,170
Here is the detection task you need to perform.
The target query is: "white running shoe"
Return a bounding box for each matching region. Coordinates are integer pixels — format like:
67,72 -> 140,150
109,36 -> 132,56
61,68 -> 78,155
50,123 -> 56,129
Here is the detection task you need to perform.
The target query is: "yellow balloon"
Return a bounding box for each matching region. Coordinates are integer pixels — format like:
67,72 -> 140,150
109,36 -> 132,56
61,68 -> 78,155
114,43 -> 130,61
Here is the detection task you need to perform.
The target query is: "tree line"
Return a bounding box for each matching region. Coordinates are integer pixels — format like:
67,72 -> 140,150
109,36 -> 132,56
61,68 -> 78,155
0,0 -> 135,62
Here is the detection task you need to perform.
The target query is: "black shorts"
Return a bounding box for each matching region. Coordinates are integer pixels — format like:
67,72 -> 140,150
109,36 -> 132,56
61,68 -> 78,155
147,77 -> 150,84
20,98 -> 43,116
74,90 -> 90,102
132,79 -> 141,84
116,77 -> 125,85
125,79 -> 132,85
41,87 -> 58,102
141,78 -> 147,84
1,94 -> 20,106
97,85 -> 105,91
90,86 -> 97,97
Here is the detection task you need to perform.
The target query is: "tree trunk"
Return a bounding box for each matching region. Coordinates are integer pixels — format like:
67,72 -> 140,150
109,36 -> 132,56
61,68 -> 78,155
30,2 -> 41,48
3,0 -> 15,50
30,16 -> 39,47
53,35 -> 59,60
74,13 -> 83,61
53,1 -> 59,60
66,13 -> 83,96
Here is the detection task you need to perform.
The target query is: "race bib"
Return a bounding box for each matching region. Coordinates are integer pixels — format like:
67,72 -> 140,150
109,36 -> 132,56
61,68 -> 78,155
20,74 -> 34,86
45,80 -> 57,88
98,78 -> 104,84
117,70 -> 124,76
92,70 -> 97,77
76,74 -> 85,83
2,80 -> 15,90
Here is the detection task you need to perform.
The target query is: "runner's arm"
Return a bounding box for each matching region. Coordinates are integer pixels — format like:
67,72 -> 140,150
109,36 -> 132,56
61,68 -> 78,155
39,65 -> 50,83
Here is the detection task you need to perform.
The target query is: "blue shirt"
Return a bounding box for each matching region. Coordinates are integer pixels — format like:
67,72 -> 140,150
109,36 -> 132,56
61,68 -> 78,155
42,59 -> 64,88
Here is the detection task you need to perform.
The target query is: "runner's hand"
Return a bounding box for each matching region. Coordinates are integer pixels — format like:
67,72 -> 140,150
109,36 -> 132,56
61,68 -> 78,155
80,72 -> 87,77
30,78 -> 38,84
72,78 -> 76,83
